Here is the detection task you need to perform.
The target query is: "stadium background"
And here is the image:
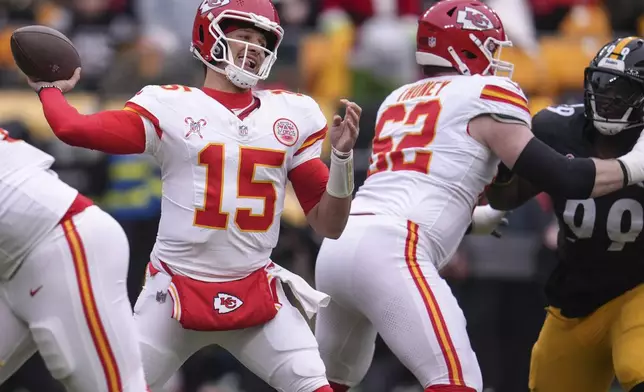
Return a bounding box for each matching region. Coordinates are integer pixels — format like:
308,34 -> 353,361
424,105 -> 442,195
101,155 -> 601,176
0,0 -> 643,391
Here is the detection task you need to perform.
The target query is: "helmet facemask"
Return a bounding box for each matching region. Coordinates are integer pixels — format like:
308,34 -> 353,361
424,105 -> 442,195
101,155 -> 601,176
585,66 -> 644,135
195,10 -> 284,89
447,34 -> 513,77
483,36 -> 514,77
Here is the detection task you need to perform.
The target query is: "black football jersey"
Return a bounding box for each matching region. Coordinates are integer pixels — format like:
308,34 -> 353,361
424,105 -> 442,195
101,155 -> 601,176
532,104 -> 644,317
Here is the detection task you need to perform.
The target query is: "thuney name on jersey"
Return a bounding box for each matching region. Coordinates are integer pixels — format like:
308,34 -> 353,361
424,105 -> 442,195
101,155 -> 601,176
353,75 -> 530,268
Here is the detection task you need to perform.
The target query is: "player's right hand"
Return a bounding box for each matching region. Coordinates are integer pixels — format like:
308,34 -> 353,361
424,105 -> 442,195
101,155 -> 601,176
329,99 -> 362,153
28,67 -> 81,94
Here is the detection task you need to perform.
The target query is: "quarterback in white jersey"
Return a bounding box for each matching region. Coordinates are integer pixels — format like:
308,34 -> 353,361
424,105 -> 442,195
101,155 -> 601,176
314,1 -> 644,392
0,129 -> 148,391
30,0 -> 360,391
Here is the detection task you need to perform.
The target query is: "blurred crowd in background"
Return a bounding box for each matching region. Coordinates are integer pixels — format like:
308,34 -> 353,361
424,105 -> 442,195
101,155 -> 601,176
1,0 -> 644,391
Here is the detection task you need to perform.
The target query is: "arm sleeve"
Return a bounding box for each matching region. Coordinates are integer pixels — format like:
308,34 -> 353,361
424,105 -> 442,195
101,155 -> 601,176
487,106 -> 567,209
512,137 -> 597,199
495,107 -> 558,185
124,85 -> 167,155
39,88 -> 146,154
501,106 -> 573,186
288,158 -> 330,215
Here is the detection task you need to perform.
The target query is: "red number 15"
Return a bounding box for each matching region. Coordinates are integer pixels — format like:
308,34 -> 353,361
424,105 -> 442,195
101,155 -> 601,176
368,100 -> 442,177
194,145 -> 286,232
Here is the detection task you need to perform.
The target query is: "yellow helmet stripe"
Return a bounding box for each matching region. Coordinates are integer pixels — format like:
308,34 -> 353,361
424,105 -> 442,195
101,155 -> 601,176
611,36 -> 638,59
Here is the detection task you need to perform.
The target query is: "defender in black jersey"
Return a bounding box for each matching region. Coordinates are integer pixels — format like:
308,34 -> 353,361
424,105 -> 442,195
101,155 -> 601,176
487,37 -> 644,392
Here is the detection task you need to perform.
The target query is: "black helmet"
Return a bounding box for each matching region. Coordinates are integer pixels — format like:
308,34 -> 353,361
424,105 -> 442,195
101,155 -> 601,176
584,36 -> 644,135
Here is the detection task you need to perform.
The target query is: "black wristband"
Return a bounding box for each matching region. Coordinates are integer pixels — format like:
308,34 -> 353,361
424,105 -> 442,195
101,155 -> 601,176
617,159 -> 630,188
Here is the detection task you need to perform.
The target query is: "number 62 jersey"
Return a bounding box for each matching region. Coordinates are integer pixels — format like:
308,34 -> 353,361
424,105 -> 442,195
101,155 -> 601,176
531,104 -> 644,318
351,74 -> 532,268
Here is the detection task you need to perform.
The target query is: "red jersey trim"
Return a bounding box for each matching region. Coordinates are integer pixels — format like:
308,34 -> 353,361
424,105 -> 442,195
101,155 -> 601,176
295,126 -> 328,157
124,103 -> 163,139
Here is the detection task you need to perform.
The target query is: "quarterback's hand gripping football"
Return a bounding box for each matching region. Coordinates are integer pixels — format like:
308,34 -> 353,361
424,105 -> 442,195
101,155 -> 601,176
28,67 -> 81,94
329,99 -> 362,154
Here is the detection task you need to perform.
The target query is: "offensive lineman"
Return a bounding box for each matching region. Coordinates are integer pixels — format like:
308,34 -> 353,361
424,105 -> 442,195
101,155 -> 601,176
28,0 -> 360,391
314,2 -> 644,392
0,129 -> 148,391
487,37 -> 644,392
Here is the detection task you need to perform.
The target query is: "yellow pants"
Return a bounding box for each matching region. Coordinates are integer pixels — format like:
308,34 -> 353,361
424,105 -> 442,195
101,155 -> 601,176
529,283 -> 644,392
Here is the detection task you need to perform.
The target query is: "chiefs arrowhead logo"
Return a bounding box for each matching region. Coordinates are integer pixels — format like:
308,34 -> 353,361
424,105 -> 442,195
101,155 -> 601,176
214,292 -> 243,314
199,0 -> 230,14
456,7 -> 495,31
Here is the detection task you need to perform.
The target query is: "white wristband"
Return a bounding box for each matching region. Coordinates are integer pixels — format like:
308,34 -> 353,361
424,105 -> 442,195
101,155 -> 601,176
619,130 -> 644,185
618,154 -> 644,185
326,147 -> 354,198
470,205 -> 506,235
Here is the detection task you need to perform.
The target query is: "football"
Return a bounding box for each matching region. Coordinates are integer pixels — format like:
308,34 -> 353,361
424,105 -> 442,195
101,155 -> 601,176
10,25 -> 80,82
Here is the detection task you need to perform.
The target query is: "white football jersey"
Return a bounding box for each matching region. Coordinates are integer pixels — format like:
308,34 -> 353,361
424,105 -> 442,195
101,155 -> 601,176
0,131 -> 78,279
126,86 -> 327,281
352,75 -> 532,267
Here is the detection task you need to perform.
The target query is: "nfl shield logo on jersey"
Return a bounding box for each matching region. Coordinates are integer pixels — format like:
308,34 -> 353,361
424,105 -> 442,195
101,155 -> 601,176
273,118 -> 299,147
185,117 -> 207,139
428,37 -> 437,48
238,125 -> 249,137
214,293 -> 243,314
155,290 -> 167,303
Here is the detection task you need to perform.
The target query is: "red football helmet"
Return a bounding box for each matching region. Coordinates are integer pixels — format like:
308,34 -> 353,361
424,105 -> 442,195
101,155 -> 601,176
191,0 -> 284,89
416,0 -> 513,77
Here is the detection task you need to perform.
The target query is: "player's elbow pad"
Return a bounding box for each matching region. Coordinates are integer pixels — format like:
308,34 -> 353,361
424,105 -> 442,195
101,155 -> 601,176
512,138 -> 596,200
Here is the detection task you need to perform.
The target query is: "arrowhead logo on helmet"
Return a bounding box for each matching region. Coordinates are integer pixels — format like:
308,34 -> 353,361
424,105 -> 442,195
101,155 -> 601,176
199,0 -> 230,14
456,7 -> 495,31
415,0 -> 513,77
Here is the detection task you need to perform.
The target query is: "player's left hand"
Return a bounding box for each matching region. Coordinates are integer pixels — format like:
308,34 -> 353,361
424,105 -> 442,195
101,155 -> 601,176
329,99 -> 361,153
470,205 -> 509,238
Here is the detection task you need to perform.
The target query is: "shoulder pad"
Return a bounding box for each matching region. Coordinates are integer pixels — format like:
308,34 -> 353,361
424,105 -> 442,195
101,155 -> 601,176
532,104 -> 585,143
258,89 -> 318,110
135,84 -> 196,96
533,104 -> 585,130
463,75 -> 532,126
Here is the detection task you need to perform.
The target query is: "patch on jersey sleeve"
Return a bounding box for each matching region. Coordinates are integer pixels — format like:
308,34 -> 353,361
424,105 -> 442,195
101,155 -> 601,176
273,118 -> 299,147
480,84 -> 530,114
